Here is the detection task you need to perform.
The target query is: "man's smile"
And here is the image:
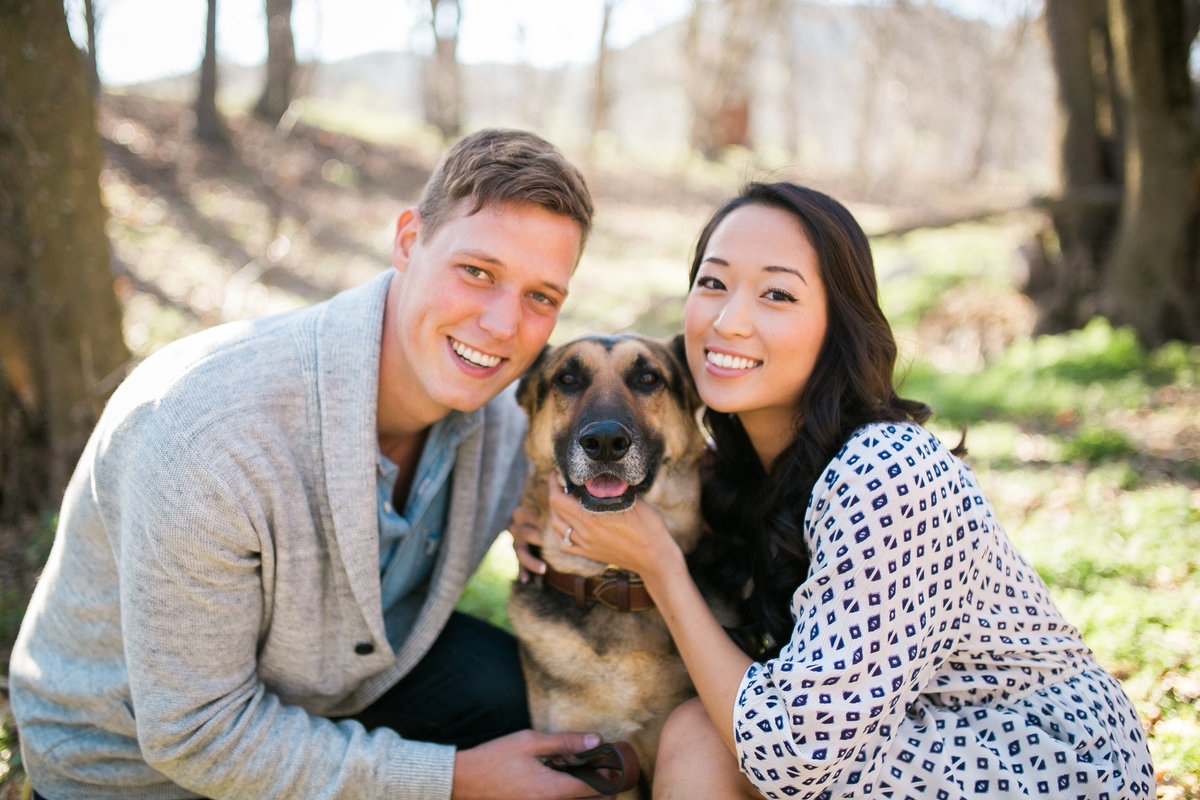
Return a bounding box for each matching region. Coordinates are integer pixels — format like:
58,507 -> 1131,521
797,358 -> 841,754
450,336 -> 504,369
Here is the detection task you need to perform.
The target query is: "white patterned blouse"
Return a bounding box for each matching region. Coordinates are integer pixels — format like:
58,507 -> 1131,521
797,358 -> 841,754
733,422 -> 1155,800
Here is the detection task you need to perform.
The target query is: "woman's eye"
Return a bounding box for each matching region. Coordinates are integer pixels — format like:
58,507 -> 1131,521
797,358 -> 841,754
764,288 -> 797,303
529,291 -> 556,307
463,265 -> 489,280
695,275 -> 724,290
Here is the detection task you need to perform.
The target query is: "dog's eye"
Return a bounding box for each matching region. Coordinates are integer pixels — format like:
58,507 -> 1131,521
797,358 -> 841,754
636,371 -> 660,386
556,371 -> 579,387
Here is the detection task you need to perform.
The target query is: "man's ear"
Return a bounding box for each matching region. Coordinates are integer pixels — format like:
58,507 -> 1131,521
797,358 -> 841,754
391,208 -> 420,272
515,345 -> 551,415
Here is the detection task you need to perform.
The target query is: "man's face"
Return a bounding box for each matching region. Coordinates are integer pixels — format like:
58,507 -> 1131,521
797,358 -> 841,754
381,200 -> 582,426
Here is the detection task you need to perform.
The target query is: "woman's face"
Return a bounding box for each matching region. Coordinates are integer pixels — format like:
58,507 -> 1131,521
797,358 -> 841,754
684,203 -> 829,436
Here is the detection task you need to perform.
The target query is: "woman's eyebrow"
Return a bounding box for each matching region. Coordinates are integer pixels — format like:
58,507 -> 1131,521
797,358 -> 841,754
765,264 -> 808,285
701,257 -> 809,285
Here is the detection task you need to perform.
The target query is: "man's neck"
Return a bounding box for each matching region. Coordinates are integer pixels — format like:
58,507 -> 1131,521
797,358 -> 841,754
379,428 -> 431,512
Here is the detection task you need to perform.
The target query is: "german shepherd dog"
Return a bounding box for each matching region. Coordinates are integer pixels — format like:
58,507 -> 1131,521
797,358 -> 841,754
508,334 -> 716,798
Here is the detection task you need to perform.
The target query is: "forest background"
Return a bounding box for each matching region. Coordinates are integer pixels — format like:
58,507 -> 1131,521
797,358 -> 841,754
1,0 -> 1199,797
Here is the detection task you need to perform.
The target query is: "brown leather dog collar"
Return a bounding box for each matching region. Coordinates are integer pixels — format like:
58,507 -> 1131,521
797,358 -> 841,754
542,565 -> 655,612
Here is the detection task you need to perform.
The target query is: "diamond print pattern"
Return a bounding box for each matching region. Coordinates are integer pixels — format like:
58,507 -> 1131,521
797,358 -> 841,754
733,423 -> 1155,799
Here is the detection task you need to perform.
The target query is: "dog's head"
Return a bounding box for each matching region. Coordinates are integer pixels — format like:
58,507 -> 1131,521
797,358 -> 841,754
517,334 -> 703,513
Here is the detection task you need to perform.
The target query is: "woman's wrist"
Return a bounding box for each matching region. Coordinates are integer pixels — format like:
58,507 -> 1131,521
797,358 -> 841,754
640,538 -> 689,596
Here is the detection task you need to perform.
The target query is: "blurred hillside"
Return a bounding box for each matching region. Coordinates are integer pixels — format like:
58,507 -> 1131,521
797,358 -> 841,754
131,0 -> 1054,203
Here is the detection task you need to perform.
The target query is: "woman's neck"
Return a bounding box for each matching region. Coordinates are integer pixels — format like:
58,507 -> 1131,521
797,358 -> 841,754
736,410 -> 800,473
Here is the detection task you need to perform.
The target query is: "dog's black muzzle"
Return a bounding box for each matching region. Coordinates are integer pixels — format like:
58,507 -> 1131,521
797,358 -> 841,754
578,420 -> 633,462
557,414 -> 661,513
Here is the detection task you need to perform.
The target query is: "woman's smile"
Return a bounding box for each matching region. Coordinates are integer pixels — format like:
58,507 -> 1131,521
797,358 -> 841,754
704,347 -> 762,373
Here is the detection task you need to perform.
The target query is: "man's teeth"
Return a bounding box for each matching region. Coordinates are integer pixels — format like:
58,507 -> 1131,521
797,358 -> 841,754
452,340 -> 502,368
707,350 -> 759,370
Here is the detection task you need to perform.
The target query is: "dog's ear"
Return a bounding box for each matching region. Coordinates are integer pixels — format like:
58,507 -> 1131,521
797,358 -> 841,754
516,344 -> 551,414
665,333 -> 701,413
668,333 -> 687,371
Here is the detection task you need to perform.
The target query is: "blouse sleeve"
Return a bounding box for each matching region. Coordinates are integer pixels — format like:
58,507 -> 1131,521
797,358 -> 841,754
733,423 -> 989,799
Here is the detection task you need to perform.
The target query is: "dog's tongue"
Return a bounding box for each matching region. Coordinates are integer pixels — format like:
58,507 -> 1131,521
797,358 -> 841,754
585,475 -> 629,498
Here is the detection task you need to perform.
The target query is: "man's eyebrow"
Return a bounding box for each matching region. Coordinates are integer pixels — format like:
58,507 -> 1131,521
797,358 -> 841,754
541,280 -> 569,298
456,249 -> 569,297
455,248 -> 504,266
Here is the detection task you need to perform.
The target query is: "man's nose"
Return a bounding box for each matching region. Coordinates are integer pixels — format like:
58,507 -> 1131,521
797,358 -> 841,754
479,292 -> 521,340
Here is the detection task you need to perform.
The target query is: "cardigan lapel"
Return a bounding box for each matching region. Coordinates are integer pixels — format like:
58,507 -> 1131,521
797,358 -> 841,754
314,270 -> 393,648
388,420 -> 486,673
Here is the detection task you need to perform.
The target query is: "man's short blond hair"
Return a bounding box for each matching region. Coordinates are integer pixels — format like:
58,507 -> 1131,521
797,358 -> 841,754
417,129 -> 594,251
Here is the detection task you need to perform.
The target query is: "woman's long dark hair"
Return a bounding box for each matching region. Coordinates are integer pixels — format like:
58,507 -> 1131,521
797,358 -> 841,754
689,183 -> 931,660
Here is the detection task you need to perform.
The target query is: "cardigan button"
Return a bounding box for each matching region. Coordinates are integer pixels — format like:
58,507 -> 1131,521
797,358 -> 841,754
354,642 -> 375,656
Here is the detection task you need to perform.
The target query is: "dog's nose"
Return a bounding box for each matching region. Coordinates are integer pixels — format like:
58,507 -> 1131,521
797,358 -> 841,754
579,421 -> 632,461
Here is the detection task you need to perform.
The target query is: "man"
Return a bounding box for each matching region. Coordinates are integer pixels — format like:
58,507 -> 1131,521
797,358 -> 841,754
11,129 -> 603,799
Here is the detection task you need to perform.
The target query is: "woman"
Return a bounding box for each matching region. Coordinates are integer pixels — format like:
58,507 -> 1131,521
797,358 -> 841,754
515,183 -> 1155,799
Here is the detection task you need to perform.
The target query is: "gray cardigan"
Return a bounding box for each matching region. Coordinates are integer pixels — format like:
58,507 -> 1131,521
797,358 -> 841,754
10,270 -> 529,799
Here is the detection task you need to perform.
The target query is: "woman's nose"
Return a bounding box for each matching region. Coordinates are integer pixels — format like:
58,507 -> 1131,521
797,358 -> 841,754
712,293 -> 753,337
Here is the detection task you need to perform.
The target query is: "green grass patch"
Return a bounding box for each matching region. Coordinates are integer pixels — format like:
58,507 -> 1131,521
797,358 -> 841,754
456,533 -> 519,632
874,223 -> 1020,329
1061,427 -> 1139,464
906,317 -> 1181,427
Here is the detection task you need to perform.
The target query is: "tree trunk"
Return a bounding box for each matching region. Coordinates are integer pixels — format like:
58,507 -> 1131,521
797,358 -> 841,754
852,4 -> 895,190
84,0 -> 100,94
0,0 -> 130,521
965,12 -> 1033,182
1031,0 -> 1199,343
1030,0 -> 1119,333
424,0 -> 462,140
254,0 -> 296,125
774,0 -> 800,157
1098,0 -> 1199,344
684,0 -> 763,160
588,0 -> 617,155
195,0 -> 228,144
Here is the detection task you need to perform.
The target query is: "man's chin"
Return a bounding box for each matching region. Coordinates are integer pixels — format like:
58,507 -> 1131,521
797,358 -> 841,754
436,376 -> 515,414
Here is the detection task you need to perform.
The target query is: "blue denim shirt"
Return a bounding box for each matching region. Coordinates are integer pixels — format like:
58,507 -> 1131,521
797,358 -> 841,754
376,409 -> 481,640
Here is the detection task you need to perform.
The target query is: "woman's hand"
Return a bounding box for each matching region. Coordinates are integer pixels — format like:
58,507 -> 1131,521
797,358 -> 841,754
548,475 -> 752,756
545,474 -> 683,583
510,504 -> 546,583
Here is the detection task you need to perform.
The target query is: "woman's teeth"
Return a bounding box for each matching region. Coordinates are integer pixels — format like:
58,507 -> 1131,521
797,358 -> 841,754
452,340 -> 501,368
707,350 -> 759,370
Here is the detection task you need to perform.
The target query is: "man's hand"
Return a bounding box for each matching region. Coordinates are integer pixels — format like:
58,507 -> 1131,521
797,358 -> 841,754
510,505 -> 546,583
451,730 -> 607,800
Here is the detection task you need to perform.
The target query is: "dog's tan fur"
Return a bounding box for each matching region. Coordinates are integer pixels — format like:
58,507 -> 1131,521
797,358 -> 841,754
507,334 -> 710,799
